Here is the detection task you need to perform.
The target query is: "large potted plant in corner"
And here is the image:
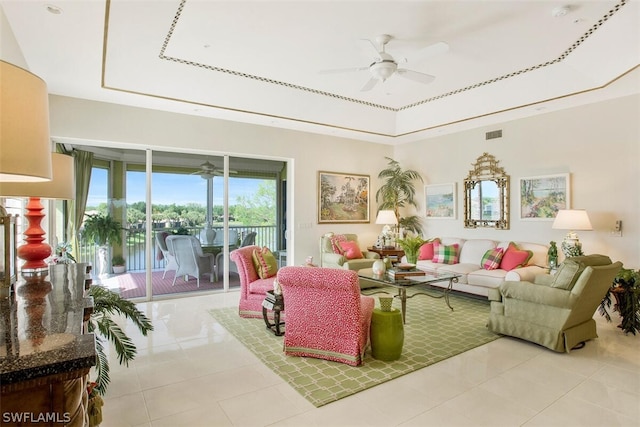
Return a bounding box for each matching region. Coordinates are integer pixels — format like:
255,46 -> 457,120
376,157 -> 424,234
82,213 -> 124,276
87,285 -> 153,426
599,267 -> 640,335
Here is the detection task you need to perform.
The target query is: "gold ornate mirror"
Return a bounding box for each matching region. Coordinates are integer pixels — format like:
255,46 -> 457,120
464,153 -> 509,229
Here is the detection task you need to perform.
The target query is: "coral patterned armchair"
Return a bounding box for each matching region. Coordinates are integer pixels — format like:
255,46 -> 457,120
230,245 -> 278,318
277,266 -> 375,366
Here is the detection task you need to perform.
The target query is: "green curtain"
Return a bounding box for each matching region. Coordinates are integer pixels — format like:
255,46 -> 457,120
66,149 -> 93,259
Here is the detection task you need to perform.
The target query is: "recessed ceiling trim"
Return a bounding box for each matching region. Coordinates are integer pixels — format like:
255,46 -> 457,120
400,0 -> 628,111
158,0 -> 628,113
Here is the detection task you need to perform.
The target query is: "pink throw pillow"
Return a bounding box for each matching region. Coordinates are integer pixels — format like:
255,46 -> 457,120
339,241 -> 364,260
418,238 -> 440,260
500,243 -> 533,271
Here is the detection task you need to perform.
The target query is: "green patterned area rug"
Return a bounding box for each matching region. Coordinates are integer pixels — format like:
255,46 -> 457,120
208,291 -> 499,407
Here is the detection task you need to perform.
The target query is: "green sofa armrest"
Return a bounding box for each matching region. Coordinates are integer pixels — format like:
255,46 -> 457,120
533,274 -> 554,286
500,281 -> 577,309
363,251 -> 380,260
322,252 -> 346,266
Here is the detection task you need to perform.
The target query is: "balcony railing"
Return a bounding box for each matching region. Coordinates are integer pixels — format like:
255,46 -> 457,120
77,225 -> 279,272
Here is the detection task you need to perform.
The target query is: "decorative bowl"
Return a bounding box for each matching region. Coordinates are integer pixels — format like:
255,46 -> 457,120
396,263 -> 416,271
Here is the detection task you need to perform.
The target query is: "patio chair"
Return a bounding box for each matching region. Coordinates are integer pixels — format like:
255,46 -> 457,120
166,235 -> 215,287
155,231 -> 178,278
215,229 -> 242,281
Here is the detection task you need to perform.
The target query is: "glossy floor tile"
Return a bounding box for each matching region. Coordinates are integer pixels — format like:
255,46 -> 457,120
99,291 -> 640,427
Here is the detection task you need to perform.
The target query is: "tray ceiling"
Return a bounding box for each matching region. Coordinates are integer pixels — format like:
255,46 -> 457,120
1,0 -> 638,144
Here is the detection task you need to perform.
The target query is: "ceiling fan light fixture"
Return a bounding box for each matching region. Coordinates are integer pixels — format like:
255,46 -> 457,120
371,60 -> 397,82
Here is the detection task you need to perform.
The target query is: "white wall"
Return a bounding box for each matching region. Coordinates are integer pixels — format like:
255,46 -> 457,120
393,94 -> 640,268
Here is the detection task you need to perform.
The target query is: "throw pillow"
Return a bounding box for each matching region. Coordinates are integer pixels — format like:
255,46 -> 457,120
252,247 -> 278,279
550,260 -> 585,290
432,243 -> 459,264
330,234 -> 347,254
339,241 -> 364,260
418,238 -> 440,260
500,242 -> 533,271
481,247 -> 504,270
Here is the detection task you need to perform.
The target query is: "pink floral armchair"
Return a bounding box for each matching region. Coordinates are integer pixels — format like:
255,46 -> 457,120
230,245 -> 278,318
277,266 -> 375,366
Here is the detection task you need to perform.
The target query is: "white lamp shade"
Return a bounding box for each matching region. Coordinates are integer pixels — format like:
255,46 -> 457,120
0,61 -> 52,182
552,209 -> 592,231
0,153 -> 75,199
375,210 -> 398,225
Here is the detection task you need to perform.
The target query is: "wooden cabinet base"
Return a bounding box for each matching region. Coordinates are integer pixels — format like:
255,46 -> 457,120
1,370 -> 90,426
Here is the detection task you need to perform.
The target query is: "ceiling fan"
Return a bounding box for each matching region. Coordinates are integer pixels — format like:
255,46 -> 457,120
321,34 -> 449,92
191,161 -> 237,179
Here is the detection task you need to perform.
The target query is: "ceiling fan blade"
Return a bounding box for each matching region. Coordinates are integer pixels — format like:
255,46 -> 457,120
396,69 -> 435,85
360,77 -> 379,92
319,66 -> 369,75
407,41 -> 449,64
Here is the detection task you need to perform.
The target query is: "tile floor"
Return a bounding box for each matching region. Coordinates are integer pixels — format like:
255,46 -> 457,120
100,291 -> 639,427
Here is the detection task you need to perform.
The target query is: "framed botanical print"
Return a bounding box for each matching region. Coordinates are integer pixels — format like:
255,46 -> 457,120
318,171 -> 370,223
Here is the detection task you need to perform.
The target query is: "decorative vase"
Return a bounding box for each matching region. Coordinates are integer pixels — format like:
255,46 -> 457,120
372,259 -> 386,275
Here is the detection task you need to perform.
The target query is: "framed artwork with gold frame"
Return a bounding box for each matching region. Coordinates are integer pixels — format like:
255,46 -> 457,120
317,171 -> 370,224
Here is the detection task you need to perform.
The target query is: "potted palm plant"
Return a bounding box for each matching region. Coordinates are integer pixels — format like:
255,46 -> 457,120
87,285 -> 153,425
376,157 -> 424,234
82,213 -> 124,276
599,267 -> 640,335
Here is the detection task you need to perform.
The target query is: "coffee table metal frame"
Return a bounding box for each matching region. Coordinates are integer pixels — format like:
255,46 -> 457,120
359,269 -> 461,324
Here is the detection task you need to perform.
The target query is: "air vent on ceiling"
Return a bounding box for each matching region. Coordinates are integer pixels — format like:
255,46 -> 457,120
486,130 -> 502,140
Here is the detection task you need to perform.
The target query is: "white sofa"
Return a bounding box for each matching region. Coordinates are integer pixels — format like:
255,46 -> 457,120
411,238 -> 549,297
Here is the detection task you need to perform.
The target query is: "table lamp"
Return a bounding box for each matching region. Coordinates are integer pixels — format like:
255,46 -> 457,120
552,209 -> 592,257
0,61 -> 52,182
375,210 -> 398,248
0,153 -> 75,274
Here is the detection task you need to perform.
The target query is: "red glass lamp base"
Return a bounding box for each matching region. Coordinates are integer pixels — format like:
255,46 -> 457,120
17,197 -> 51,272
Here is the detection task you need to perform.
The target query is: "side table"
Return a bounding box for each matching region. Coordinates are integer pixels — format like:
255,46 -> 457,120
367,246 -> 405,264
369,308 -> 404,361
262,290 -> 285,336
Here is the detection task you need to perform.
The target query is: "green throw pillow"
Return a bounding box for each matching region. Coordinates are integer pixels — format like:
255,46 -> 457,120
252,247 -> 278,279
550,260 -> 585,290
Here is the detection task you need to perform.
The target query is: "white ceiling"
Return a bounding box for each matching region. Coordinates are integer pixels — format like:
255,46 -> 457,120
2,0 -> 639,144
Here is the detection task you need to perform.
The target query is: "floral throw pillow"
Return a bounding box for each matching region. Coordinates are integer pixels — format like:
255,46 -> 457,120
432,243 -> 459,264
481,247 -> 504,270
330,234 -> 347,254
252,247 -> 278,279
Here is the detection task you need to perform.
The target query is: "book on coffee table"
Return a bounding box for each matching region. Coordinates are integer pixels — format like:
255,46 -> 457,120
387,269 -> 426,280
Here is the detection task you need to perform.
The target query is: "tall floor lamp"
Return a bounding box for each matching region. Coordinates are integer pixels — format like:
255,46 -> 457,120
0,153 -> 75,274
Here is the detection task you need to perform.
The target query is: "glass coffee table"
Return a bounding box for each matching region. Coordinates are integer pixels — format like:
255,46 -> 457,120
358,268 -> 461,324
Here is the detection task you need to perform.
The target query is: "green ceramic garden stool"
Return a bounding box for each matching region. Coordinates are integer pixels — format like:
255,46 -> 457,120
370,308 -> 404,361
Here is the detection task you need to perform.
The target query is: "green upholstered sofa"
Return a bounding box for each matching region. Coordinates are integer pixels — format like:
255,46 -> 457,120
487,254 -> 623,352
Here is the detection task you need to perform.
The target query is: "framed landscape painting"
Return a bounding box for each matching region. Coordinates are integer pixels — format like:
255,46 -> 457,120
519,173 -> 570,220
318,171 -> 370,223
425,183 -> 456,219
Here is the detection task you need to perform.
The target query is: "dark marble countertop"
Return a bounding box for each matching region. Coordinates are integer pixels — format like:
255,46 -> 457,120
0,264 -> 96,386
